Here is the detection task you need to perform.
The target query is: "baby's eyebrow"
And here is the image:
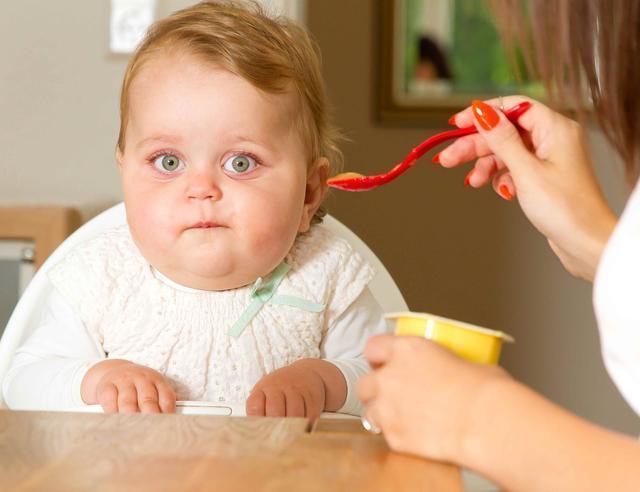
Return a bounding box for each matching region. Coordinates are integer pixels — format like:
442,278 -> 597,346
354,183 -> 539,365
134,133 -> 278,154
136,134 -> 184,149
226,134 -> 273,150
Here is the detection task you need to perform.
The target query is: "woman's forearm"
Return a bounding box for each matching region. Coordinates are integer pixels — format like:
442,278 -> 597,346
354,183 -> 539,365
573,207 -> 617,281
462,377 -> 640,491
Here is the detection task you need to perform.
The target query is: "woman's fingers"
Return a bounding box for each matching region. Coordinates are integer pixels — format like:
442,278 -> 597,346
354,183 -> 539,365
450,95 -> 535,129
443,143 -> 518,201
363,334 -> 396,367
362,404 -> 383,434
469,100 -> 541,179
356,372 -> 378,405
437,133 -> 493,168
466,155 -> 499,188
492,171 -> 516,201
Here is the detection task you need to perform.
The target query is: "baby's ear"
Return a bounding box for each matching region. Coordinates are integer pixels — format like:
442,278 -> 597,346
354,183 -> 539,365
299,157 -> 329,233
115,147 -> 124,171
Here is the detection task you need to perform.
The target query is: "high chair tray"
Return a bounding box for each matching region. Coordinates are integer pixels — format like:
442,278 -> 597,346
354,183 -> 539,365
63,401 -> 241,415
61,400 -> 358,418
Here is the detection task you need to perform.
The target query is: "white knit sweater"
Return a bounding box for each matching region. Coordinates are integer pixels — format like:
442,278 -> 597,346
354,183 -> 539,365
39,223 -> 375,408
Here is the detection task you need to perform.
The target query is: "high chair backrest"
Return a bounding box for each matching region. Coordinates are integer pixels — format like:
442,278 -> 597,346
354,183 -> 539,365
0,202 -> 408,408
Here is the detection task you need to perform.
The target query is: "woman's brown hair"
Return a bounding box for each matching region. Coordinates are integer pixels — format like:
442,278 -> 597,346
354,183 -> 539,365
492,0 -> 640,182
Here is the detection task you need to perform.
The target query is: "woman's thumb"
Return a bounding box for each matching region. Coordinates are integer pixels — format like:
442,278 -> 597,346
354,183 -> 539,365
471,100 -> 538,177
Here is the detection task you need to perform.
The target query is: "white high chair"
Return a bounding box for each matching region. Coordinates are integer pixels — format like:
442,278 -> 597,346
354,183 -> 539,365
0,202 -> 408,409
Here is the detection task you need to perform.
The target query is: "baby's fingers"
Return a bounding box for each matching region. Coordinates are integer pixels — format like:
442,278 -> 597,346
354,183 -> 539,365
302,391 -> 322,422
246,389 -> 266,416
156,381 -> 176,413
264,389 -> 286,417
135,379 -> 161,414
97,382 -> 119,414
284,390 -> 305,418
116,382 -> 139,413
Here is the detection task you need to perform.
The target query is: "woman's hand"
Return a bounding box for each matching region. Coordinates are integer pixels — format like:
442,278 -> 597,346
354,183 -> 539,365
439,97 -> 617,281
81,359 -> 176,413
359,335 -> 640,491
246,359 -> 346,421
357,335 -> 509,463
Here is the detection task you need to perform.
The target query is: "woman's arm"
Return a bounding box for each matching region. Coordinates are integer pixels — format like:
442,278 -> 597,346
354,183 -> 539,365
464,375 -> 640,492
358,335 -> 640,492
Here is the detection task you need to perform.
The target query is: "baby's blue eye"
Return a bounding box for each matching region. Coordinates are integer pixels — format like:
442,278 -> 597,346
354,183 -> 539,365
153,154 -> 183,173
223,155 -> 257,174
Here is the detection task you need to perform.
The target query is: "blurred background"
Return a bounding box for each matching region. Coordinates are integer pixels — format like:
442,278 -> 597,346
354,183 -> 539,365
1,0 -> 637,433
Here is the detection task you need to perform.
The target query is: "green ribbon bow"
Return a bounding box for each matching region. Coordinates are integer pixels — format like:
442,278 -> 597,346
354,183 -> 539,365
227,262 -> 325,338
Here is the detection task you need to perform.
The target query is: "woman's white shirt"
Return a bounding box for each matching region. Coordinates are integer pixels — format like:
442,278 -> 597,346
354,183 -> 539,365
594,180 -> 640,416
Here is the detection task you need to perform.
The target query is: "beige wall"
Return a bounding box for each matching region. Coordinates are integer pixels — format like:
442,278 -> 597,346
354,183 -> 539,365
0,0 -> 193,217
1,1 -> 637,433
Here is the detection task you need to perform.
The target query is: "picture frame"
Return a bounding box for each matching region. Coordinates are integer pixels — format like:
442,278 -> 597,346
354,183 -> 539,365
377,0 -> 542,125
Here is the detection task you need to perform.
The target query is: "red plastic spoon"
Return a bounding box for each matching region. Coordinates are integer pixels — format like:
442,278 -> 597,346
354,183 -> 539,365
327,101 -> 532,191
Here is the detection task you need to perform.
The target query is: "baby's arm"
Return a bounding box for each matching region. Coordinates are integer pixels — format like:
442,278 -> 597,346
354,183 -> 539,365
2,287 -> 105,409
318,287 -> 389,415
245,288 -> 388,418
3,285 -> 176,413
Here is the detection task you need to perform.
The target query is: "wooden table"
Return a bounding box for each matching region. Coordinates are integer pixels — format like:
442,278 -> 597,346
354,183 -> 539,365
0,410 -> 461,491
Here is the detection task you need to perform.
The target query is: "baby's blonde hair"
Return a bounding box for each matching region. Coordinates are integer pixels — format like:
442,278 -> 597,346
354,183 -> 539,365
117,1 -> 342,222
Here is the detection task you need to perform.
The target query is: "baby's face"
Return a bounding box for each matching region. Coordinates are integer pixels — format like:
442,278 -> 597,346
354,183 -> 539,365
118,52 -> 324,290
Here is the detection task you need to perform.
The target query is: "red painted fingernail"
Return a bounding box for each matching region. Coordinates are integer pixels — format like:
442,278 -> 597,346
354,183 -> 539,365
472,100 -> 500,131
499,185 -> 513,201
432,153 -> 440,164
464,169 -> 474,187
448,115 -> 457,126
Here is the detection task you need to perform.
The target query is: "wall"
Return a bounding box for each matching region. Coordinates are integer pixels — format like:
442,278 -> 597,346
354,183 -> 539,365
0,0 -> 636,433
0,0 -> 193,218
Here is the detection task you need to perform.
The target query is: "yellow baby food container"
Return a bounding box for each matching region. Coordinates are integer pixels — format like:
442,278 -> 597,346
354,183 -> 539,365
385,312 -> 514,365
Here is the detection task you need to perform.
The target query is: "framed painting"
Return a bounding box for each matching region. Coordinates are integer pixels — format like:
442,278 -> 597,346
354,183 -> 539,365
377,0 -> 543,124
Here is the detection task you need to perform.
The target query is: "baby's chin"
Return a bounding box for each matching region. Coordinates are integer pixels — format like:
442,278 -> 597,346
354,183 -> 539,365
161,256 -> 267,291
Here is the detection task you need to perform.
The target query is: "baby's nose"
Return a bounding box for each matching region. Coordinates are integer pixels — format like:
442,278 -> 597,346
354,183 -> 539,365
187,171 -> 222,201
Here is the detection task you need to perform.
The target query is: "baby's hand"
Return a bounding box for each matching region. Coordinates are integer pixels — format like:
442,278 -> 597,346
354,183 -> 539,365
81,359 -> 176,414
246,359 -> 327,420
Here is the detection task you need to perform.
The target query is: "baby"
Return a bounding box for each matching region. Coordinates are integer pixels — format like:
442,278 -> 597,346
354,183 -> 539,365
2,1 -> 386,419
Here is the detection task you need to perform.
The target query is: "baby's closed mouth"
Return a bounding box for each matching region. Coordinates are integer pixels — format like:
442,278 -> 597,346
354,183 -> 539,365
188,221 -> 224,229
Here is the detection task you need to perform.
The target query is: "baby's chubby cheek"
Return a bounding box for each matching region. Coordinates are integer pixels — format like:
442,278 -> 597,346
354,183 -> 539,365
126,202 -> 179,253
245,215 -> 299,260
237,186 -> 304,244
